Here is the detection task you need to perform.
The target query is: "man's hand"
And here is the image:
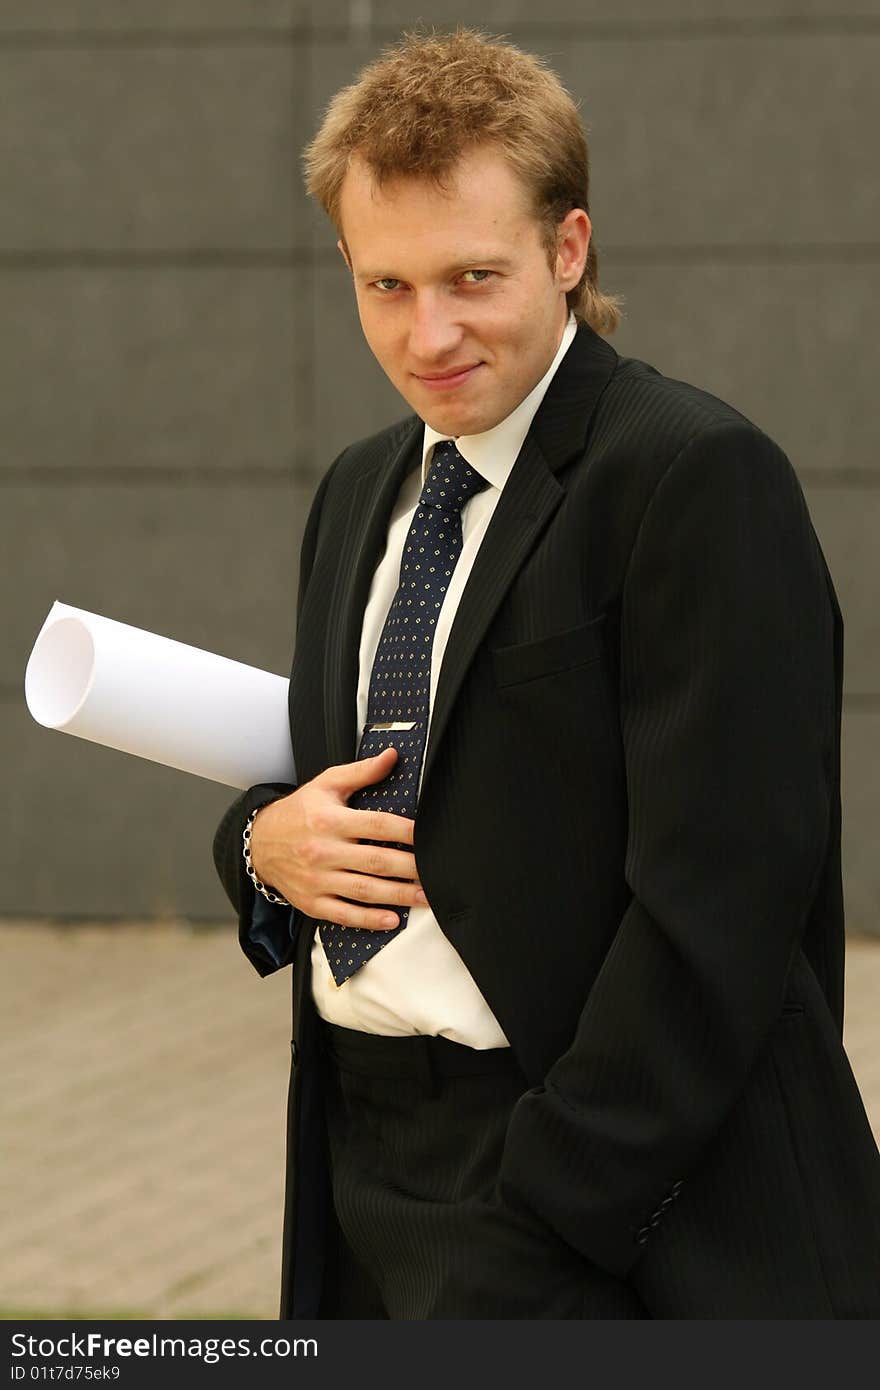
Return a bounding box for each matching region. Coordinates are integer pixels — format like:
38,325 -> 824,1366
248,747 -> 426,929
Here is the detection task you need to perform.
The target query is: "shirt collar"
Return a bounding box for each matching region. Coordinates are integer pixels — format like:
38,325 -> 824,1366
420,314 -> 578,489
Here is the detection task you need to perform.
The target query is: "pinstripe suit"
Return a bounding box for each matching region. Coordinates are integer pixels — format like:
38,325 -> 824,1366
214,322 -> 880,1317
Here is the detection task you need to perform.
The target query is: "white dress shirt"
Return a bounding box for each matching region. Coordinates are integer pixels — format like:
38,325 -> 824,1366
310,317 -> 578,1046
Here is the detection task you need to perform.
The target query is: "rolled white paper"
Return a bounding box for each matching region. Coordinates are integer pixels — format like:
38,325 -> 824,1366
24,602 -> 296,790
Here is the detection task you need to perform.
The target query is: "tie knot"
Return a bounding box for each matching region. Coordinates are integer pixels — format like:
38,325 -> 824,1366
420,440 -> 488,513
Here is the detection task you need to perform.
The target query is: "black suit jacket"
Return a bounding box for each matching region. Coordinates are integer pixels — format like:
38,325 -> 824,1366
214,323 -> 880,1317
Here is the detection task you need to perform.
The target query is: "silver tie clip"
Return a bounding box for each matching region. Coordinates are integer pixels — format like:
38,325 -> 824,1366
368,721 -> 417,732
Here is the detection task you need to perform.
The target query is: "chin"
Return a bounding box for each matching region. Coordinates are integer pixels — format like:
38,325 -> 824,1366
422,404 -> 501,438
399,380 -> 501,438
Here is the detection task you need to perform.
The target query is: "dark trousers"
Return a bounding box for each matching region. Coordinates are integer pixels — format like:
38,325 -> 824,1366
317,1023 -> 647,1320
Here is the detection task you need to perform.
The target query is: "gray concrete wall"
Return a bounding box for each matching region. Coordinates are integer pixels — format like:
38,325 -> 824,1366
2,1 -> 877,931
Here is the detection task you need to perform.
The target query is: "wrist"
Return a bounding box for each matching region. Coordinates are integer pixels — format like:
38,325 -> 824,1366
242,805 -> 291,907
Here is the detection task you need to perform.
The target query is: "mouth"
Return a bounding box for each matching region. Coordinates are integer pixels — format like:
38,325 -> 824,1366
413,363 -> 482,391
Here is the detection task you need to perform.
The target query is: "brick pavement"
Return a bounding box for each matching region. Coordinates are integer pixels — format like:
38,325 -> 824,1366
1,922 -> 878,1320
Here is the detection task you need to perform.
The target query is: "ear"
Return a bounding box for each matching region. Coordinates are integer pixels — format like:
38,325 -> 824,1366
337,238 -> 353,274
555,209 -> 591,292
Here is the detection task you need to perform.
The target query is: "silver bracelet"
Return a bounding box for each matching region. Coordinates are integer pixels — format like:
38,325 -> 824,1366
242,807 -> 291,907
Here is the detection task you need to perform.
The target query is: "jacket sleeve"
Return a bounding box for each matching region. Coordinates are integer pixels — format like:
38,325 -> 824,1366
211,455 -> 342,976
497,419 -> 837,1277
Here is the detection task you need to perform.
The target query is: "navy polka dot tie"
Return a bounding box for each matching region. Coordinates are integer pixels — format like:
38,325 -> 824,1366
319,440 -> 489,984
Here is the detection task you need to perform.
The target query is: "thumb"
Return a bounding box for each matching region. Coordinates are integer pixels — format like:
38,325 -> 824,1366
322,746 -> 398,797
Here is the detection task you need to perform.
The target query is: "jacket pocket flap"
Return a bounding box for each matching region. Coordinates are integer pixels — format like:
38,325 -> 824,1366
492,615 -> 606,687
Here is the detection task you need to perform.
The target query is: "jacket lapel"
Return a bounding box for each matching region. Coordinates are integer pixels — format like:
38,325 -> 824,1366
323,419 -> 422,767
419,439 -> 564,793
421,324 -> 618,794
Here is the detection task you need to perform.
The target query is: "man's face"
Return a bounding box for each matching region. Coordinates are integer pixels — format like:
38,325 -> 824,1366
337,145 -> 590,437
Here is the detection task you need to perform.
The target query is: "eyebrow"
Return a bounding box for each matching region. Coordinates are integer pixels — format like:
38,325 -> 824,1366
356,255 -> 517,282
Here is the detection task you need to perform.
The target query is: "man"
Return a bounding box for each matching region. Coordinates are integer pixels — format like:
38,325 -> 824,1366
213,29 -> 880,1318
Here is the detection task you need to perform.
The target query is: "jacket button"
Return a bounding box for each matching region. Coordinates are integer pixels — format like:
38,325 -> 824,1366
290,1040 -> 299,1067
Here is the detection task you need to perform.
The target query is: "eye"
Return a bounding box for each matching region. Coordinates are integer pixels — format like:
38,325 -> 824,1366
373,277 -> 403,292
460,269 -> 493,284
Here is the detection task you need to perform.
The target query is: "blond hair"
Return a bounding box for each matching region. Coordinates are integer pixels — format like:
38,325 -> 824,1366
303,28 -> 622,335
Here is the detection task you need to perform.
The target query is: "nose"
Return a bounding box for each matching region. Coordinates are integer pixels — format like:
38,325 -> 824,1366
407,290 -> 464,364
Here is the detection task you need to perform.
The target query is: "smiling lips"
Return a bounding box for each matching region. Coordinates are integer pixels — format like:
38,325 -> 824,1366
414,363 -> 482,390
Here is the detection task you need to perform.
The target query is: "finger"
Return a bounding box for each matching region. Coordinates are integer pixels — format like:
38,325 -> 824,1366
320,747 -> 398,797
344,842 -> 421,882
310,803 -> 416,849
325,870 -> 426,909
343,807 -> 416,845
312,896 -> 403,933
